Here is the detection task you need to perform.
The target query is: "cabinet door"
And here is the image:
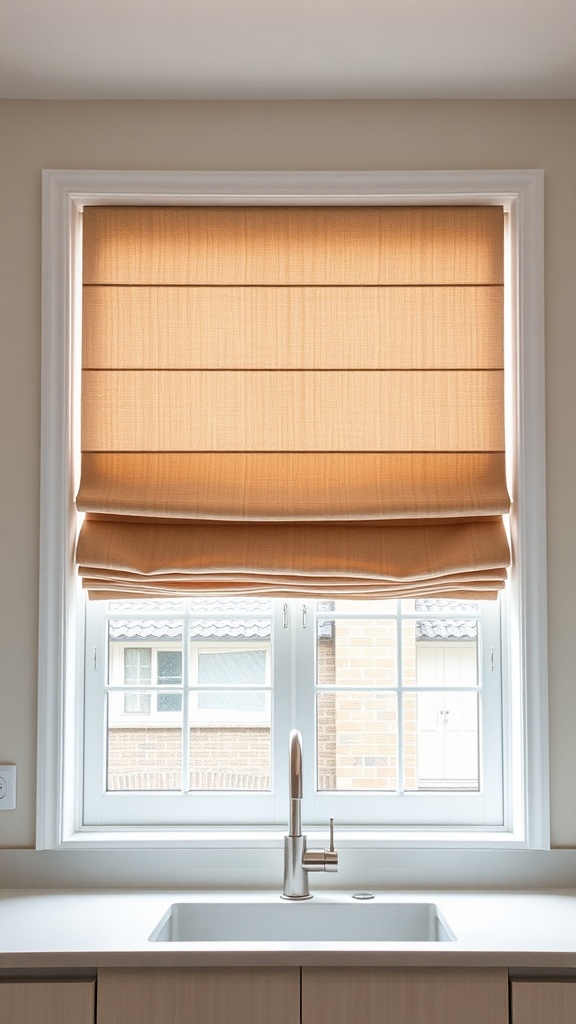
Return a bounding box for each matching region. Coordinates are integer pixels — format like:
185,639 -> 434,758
511,979 -> 576,1023
0,979 -> 95,1024
97,967 -> 299,1024
302,967 -> 509,1024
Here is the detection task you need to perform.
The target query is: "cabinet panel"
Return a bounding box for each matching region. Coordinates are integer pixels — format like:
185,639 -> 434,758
511,979 -> 576,1023
97,967 -> 299,1024
302,967 -> 508,1024
0,979 -> 95,1024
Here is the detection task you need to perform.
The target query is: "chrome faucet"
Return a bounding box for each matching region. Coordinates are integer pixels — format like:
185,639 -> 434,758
282,729 -> 338,899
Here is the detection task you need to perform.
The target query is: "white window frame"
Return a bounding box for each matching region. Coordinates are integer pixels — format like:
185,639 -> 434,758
83,596 -> 501,829
37,169 -> 548,850
299,598 -> 504,829
83,601 -> 282,828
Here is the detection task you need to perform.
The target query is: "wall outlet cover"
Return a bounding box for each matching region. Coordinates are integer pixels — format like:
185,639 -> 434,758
0,765 -> 16,809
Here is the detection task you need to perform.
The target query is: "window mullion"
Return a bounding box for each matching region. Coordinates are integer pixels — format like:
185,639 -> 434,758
293,599 -> 316,828
82,600 -> 108,826
271,599 -> 293,825
478,600 -> 505,824
396,600 -> 405,796
181,604 -> 191,795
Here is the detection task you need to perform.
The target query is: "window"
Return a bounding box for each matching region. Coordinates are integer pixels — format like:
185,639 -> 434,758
38,170 -> 548,849
82,594 -> 501,827
104,603 -> 273,794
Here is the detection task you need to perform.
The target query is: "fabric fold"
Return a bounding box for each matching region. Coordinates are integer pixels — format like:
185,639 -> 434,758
77,519 -> 510,600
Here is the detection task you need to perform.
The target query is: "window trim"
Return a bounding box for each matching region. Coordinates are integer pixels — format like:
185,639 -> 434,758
37,168 -> 548,850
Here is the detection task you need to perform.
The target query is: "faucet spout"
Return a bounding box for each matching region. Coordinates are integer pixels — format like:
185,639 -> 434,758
288,729 -> 302,837
282,729 -> 338,899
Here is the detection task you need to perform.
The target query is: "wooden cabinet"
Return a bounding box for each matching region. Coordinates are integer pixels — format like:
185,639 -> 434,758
0,978 -> 95,1024
11,960 -> 576,1024
511,979 -> 576,1023
97,966 -> 300,1024
97,966 -> 510,1024
10,960 -> 576,1024
301,967 -> 509,1024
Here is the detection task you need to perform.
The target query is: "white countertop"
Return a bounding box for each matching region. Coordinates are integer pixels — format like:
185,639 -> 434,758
2,890 -> 576,969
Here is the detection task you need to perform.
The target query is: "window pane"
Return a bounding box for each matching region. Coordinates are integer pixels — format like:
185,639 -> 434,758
184,609 -> 272,791
198,648 -> 267,687
124,691 -> 151,715
106,640 -> 184,790
317,692 -> 398,791
317,599 -> 398,615
403,622 -> 479,687
122,648 -> 151,712
403,691 -> 479,791
187,598 -> 272,615
110,619 -> 183,642
157,692 -> 183,712
402,598 -> 480,615
157,649 -> 182,683
106,694 -> 182,791
109,599 -> 184,613
317,618 -> 397,687
188,723 -> 271,790
198,689 -> 266,712
124,647 -> 151,684
157,650 -> 183,712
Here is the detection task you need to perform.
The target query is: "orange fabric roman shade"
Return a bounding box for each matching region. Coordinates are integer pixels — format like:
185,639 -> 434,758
76,205 -> 510,599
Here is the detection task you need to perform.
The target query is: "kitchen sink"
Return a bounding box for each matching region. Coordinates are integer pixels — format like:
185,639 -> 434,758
149,899 -> 455,943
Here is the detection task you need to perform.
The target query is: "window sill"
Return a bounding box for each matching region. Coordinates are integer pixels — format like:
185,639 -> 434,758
54,826 -> 540,851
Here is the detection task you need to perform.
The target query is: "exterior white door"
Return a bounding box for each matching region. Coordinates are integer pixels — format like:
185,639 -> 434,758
415,644 -> 478,788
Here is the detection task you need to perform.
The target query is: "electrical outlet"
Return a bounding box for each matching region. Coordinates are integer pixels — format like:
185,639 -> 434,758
0,766 -> 16,809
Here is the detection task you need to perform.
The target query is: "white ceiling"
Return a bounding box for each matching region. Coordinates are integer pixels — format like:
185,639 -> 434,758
2,0 -> 576,100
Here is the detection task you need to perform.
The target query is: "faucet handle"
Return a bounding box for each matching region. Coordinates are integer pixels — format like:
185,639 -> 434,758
302,817 -> 339,873
325,817 -> 338,872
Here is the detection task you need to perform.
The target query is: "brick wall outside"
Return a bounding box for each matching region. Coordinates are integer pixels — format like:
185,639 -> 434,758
317,635 -> 336,789
108,726 -> 270,790
321,617 -> 417,790
402,620 -> 418,790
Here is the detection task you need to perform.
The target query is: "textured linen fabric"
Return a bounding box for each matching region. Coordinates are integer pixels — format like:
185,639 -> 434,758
78,205 -> 509,599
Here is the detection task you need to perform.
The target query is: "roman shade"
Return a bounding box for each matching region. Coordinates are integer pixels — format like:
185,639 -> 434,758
76,205 -> 510,599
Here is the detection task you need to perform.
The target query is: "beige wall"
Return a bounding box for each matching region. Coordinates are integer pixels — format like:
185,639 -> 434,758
1,99 -> 575,887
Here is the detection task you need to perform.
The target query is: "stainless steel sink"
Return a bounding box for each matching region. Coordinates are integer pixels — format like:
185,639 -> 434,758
149,900 -> 455,943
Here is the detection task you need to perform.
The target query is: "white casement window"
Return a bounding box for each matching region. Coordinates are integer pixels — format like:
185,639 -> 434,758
38,170 -> 548,849
82,595 -> 502,828
84,599 -> 280,826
